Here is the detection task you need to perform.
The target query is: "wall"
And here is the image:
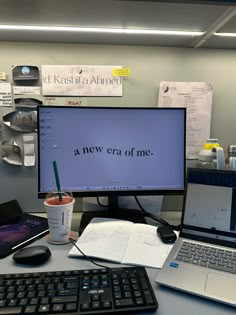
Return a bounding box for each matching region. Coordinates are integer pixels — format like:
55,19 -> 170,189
0,42 -> 235,212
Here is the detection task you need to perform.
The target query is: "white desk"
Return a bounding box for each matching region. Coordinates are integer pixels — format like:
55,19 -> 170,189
1,212 -> 235,315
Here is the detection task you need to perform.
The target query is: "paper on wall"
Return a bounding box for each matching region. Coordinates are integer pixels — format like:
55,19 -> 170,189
158,81 -> 213,159
0,83 -> 12,107
43,96 -> 87,106
23,135 -> 35,166
13,86 -> 41,95
41,65 -> 123,96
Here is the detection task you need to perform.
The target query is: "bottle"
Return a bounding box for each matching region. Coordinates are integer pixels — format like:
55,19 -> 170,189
196,139 -> 225,170
225,145 -> 236,171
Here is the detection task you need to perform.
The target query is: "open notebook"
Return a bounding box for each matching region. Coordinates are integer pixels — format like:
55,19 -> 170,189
68,217 -> 176,268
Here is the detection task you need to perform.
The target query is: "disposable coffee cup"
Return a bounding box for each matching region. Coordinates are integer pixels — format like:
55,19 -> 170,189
44,191 -> 75,244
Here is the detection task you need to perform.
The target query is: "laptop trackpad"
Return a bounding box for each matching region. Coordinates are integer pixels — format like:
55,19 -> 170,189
205,272 -> 236,301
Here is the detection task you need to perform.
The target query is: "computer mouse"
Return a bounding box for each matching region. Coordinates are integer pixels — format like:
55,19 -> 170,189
157,226 -> 177,244
13,245 -> 51,266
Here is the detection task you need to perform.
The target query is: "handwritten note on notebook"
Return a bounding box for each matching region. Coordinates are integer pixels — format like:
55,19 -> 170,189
68,218 -> 176,268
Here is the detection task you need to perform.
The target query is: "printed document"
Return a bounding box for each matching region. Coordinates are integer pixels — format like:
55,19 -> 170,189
0,83 -> 12,107
158,81 -> 213,159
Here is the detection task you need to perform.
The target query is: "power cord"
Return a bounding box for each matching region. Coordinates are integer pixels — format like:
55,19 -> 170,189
134,196 -> 182,231
96,196 -> 181,231
69,238 -> 111,270
96,196 -> 108,208
134,196 -> 170,226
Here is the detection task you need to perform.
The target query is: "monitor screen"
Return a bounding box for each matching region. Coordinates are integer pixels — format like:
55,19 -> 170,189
38,106 -> 186,199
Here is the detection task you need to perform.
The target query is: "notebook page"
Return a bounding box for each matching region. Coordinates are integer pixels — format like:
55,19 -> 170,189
122,224 -> 175,268
68,217 -> 134,263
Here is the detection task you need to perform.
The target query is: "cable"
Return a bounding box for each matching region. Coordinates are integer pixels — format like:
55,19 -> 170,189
96,196 -> 181,231
96,196 -> 108,208
134,196 -> 182,231
69,238 -> 110,270
134,196 -> 170,225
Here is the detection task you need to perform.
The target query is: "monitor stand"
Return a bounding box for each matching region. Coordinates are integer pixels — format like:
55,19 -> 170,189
78,195 -> 147,235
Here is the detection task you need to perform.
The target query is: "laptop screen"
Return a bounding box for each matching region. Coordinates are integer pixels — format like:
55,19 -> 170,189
181,168 -> 236,246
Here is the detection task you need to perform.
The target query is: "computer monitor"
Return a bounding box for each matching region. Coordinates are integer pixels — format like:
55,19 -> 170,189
37,106 -> 186,232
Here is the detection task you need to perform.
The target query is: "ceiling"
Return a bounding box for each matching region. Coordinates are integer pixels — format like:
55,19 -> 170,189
1,0 -> 236,49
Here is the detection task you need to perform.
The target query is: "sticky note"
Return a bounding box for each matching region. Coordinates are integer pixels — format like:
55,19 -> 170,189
113,68 -> 131,77
0,72 -> 7,80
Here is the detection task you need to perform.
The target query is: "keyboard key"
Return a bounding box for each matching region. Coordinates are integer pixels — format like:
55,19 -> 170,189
80,302 -> 90,311
0,307 -> 22,314
136,297 -> 144,305
52,304 -> 64,312
144,290 -> 154,304
92,301 -> 100,310
38,305 -> 50,313
65,303 -> 77,311
115,298 -> 134,307
51,296 -> 77,303
103,300 -> 112,309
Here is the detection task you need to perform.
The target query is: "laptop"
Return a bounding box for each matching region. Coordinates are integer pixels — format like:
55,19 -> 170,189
155,167 -> 236,307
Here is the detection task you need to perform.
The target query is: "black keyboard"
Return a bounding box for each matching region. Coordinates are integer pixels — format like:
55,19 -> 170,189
0,266 -> 158,315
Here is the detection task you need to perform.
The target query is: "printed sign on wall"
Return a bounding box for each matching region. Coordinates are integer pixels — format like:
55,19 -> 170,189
0,83 -> 12,107
158,81 -> 213,159
42,65 -> 123,96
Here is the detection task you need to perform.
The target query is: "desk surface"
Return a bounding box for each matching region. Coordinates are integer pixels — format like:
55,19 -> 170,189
1,212 -> 235,315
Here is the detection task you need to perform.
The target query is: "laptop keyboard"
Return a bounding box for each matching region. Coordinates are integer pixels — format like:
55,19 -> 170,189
0,266 -> 158,315
175,241 -> 236,274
